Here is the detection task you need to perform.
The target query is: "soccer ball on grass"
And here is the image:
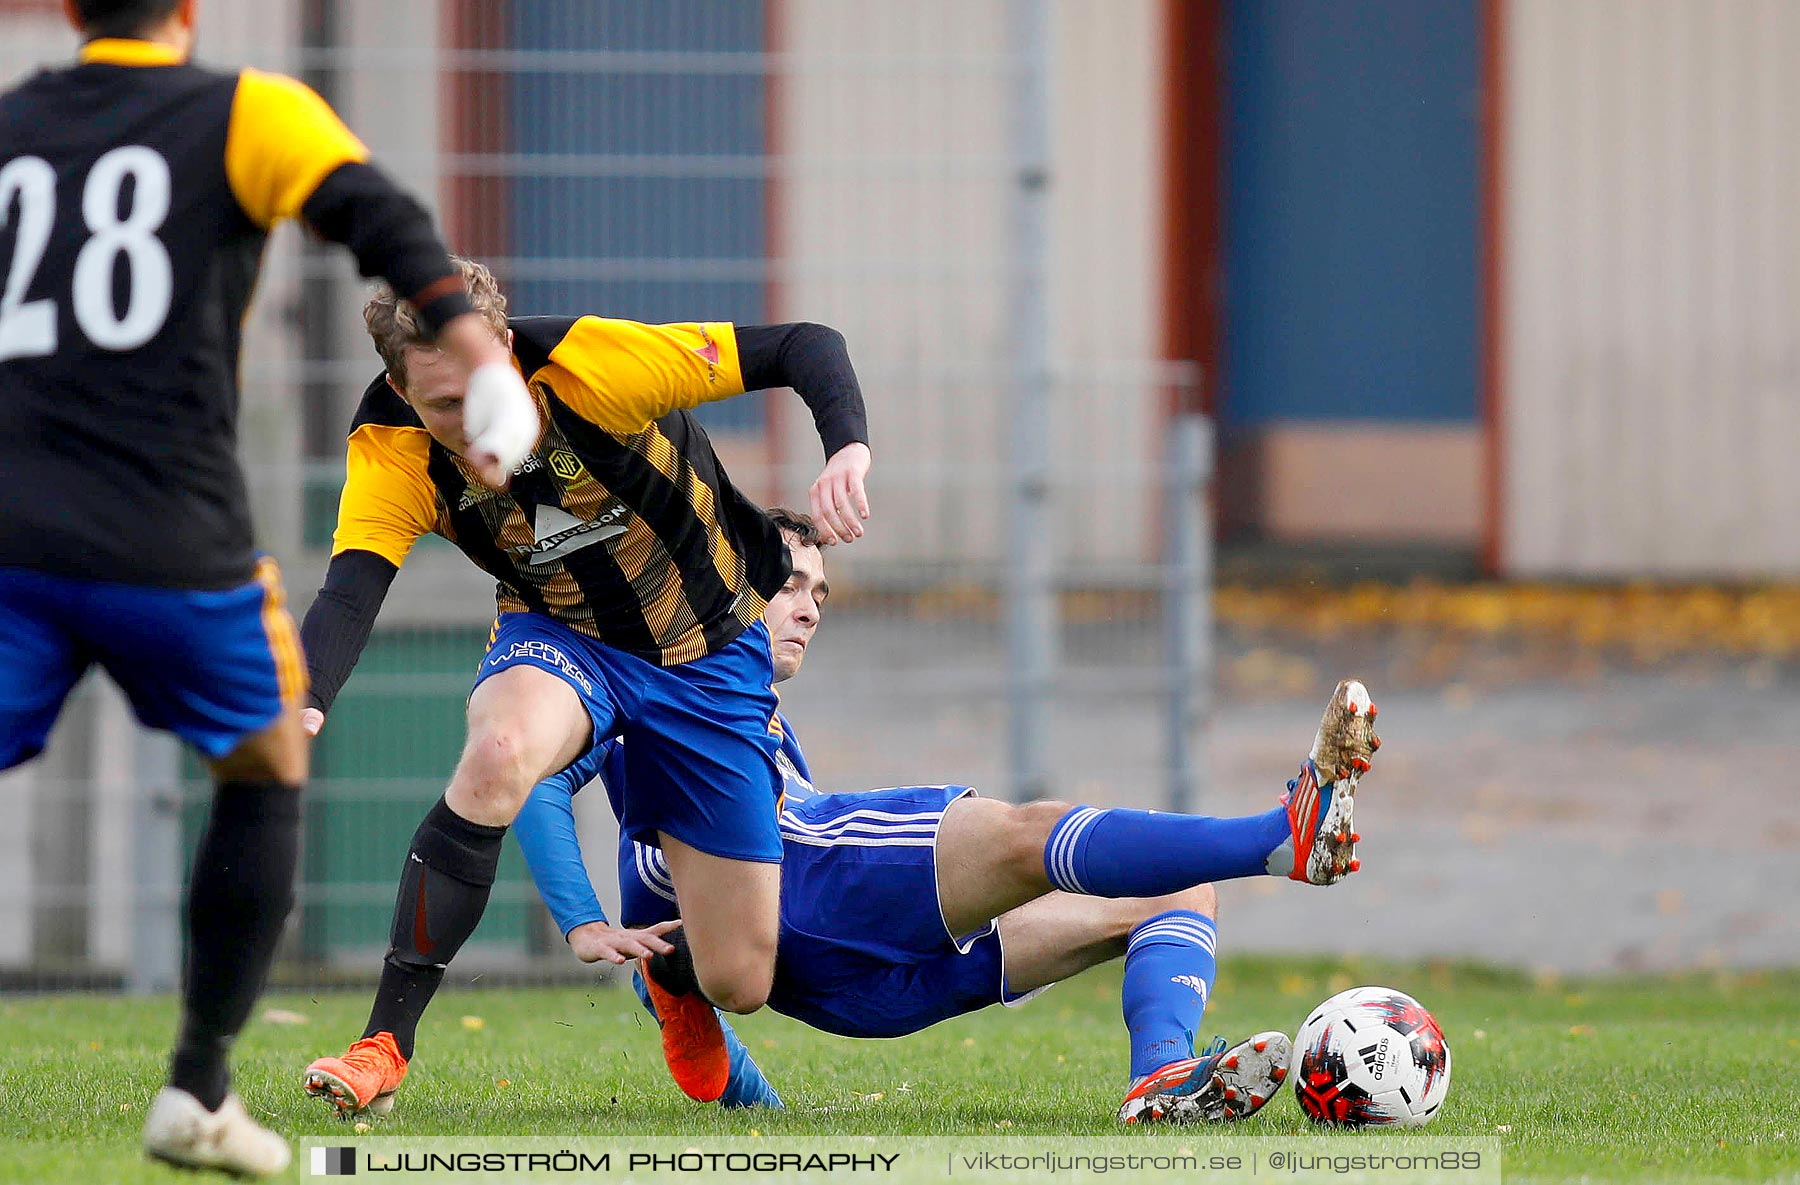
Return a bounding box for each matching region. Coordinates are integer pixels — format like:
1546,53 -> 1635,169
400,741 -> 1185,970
1291,986 -> 1450,1127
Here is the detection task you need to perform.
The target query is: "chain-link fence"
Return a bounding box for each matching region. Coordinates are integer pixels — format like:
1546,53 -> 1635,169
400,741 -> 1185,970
0,0 -> 1208,993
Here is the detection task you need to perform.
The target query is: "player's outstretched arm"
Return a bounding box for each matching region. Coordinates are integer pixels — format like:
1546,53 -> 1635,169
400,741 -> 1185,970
807,442 -> 871,545
514,777 -> 679,964
524,316 -> 868,532
224,70 -> 538,484
302,399 -> 442,734
738,323 -> 872,545
568,919 -> 683,966
298,549 -> 398,736
436,315 -> 542,487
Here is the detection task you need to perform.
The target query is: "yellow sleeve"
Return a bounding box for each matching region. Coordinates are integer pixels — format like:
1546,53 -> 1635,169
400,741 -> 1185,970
225,68 -> 371,230
332,424 -> 438,567
537,317 -> 746,434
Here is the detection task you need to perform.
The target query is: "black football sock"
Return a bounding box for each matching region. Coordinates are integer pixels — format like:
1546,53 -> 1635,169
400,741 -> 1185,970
362,797 -> 506,1060
363,959 -> 444,1063
171,780 -> 302,1111
644,928 -> 706,1000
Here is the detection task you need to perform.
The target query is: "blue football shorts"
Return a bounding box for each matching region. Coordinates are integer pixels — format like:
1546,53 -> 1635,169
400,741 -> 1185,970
622,785 -> 1046,1037
0,559 -> 305,768
476,611 -> 783,863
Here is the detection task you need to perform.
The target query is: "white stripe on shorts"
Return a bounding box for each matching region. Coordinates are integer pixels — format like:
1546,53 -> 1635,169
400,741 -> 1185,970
635,843 -> 678,904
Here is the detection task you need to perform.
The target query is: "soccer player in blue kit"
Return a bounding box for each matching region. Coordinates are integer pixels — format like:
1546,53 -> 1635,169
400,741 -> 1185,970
513,510 -> 1383,1125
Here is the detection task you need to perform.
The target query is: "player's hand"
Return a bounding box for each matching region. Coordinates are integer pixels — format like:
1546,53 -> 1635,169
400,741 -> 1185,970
809,442 -> 871,544
300,708 -> 325,737
461,360 -> 540,488
567,919 -> 681,965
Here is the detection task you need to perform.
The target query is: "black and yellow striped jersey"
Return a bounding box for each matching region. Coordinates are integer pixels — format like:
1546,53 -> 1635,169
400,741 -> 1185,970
335,315 -> 791,666
0,39 -> 469,589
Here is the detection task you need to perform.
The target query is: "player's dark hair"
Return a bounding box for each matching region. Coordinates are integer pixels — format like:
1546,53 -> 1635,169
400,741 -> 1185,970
766,507 -> 824,550
73,0 -> 183,39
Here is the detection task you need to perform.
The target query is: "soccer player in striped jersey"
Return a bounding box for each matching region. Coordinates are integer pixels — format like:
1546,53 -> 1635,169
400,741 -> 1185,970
0,2 -> 536,1175
511,511 -> 1382,1125
297,261 -> 874,1118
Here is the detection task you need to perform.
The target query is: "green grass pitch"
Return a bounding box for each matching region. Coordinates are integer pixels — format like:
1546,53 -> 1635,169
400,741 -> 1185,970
4,959 -> 1797,1183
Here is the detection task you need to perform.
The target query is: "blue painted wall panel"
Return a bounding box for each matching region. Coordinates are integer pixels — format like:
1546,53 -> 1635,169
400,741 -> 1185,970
511,1 -> 766,431
1223,0 -> 1479,426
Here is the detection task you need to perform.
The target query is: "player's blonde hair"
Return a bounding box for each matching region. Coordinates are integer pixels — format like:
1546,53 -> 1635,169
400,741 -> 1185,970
364,257 -> 509,389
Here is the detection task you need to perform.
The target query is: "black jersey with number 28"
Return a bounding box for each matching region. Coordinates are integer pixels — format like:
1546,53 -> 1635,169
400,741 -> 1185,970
0,39 -> 467,589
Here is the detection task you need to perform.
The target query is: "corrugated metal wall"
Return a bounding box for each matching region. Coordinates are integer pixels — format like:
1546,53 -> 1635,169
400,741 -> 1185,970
1500,0 -> 1800,577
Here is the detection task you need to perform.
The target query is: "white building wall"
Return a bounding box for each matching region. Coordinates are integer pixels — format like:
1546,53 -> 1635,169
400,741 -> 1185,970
775,0 -> 1167,574
1501,0 -> 1800,577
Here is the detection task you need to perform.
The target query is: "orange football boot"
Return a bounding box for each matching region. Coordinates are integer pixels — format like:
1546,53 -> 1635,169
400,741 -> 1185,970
638,956 -> 730,1102
303,1032 -> 408,1118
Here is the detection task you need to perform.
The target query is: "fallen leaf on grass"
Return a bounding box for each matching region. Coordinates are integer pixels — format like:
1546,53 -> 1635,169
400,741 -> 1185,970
262,1009 -> 308,1026
461,1015 -> 485,1031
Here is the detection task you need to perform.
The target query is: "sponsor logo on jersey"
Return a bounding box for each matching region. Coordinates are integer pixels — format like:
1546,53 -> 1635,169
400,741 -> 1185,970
693,328 -> 722,383
548,449 -> 586,482
506,500 -> 632,567
458,452 -> 546,510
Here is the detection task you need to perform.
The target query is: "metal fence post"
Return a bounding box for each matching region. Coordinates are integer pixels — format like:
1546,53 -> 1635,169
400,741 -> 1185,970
1164,412 -> 1214,814
1006,0 -> 1056,803
129,730 -> 183,996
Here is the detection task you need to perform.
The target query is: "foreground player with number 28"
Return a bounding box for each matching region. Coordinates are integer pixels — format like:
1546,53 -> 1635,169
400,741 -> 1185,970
0,1 -> 536,1177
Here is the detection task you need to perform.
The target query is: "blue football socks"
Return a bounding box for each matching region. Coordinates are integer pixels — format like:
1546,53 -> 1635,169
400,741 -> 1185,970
1043,805 -> 1289,897
1122,910 -> 1218,1080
